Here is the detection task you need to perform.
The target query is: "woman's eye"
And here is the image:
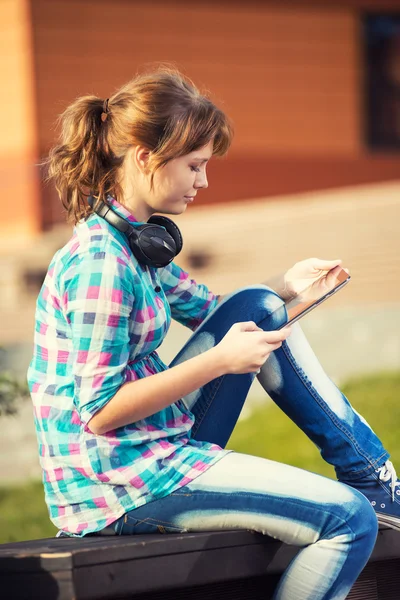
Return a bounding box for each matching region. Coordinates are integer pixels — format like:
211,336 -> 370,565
190,166 -> 201,173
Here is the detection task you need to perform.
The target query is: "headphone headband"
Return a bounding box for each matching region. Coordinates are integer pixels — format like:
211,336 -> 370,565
87,195 -> 183,268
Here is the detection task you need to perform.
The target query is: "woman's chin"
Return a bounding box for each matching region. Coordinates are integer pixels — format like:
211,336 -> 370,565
155,206 -> 186,217
153,197 -> 191,216
171,201 -> 189,214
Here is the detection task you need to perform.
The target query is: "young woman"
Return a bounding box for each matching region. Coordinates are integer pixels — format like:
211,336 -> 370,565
28,68 -> 400,600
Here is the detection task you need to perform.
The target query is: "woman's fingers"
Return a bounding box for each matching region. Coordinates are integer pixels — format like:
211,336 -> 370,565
312,258 -> 342,271
326,264 -> 342,281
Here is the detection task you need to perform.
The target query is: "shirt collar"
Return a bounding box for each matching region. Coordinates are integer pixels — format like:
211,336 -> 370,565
106,195 -> 143,225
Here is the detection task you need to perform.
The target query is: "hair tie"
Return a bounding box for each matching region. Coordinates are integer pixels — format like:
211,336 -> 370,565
101,98 -> 110,122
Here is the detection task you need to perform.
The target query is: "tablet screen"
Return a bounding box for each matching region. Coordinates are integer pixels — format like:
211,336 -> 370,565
278,268 -> 351,328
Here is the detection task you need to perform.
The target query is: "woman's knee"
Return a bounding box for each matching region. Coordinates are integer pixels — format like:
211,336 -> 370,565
215,285 -> 288,331
348,490 -> 379,547
325,486 -> 378,550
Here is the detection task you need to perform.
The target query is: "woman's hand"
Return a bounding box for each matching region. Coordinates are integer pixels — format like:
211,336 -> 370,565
283,258 -> 350,302
214,321 -> 292,375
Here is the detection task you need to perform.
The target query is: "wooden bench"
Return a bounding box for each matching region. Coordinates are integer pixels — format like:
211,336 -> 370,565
0,527 -> 400,599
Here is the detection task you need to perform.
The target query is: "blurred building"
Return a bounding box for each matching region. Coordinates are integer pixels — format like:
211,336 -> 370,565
1,0 -> 399,353
1,0 -> 399,482
3,0 -> 400,237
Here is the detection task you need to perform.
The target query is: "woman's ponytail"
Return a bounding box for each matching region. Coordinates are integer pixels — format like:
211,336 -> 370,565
44,95 -> 122,224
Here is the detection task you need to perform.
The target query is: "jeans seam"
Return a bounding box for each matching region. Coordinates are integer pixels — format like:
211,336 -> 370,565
127,517 -> 147,528
191,375 -> 226,436
281,340 -> 388,476
125,516 -> 179,529
144,517 -> 183,529
124,516 -> 184,533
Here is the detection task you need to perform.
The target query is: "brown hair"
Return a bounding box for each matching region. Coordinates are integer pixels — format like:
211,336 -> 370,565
44,66 -> 234,224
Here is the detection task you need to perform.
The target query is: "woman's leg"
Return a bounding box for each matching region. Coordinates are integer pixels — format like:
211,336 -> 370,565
169,285 -> 399,528
110,285 -> 378,597
114,452 -> 378,600
170,286 -> 387,475
168,285 -> 288,447
254,305 -> 400,528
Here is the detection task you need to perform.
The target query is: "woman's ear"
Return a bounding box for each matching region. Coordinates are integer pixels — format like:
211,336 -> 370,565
132,146 -> 151,174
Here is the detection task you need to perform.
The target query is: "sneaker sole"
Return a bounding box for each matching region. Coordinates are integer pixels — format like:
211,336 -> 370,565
376,512 -> 400,532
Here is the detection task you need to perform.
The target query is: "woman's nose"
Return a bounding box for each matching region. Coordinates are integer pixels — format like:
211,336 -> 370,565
195,172 -> 208,189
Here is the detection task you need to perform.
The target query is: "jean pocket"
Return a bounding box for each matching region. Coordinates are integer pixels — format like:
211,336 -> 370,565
121,514 -> 187,535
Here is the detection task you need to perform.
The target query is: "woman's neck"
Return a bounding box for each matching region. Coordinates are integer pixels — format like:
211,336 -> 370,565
118,168 -> 154,223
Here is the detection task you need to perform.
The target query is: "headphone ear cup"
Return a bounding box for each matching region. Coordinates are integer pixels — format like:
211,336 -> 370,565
148,215 -> 183,257
88,195 -> 184,268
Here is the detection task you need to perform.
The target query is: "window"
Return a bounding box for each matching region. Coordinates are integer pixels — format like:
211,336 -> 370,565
364,14 -> 400,149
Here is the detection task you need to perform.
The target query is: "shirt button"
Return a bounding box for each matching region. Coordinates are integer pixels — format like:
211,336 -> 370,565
154,286 -> 161,293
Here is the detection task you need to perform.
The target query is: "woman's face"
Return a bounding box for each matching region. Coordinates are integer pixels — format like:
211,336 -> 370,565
124,140 -> 213,221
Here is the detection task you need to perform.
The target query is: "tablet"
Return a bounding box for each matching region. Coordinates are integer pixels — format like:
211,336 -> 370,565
277,268 -> 351,329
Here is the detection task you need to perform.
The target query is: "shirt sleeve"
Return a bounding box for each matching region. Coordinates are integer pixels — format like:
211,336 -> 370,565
60,249 -> 136,426
158,261 -> 218,331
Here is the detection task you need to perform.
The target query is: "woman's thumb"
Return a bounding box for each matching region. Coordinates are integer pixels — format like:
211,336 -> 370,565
239,321 -> 262,331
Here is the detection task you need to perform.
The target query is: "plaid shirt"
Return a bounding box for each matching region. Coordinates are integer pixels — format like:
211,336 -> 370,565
27,197 -> 230,536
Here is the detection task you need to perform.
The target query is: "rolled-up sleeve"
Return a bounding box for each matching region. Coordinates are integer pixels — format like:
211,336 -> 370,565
60,250 -> 136,425
159,261 -> 218,331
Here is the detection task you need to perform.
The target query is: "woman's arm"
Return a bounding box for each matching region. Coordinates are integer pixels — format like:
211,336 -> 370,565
63,249 -> 228,434
89,346 -> 225,435
158,261 -> 218,330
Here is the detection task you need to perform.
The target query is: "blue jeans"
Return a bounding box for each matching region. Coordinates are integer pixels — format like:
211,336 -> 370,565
111,286 -> 382,599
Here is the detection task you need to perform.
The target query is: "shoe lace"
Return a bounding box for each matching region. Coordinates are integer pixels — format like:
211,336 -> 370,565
376,460 -> 400,502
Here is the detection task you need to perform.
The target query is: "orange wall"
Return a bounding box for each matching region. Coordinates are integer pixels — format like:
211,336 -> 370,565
32,1 -> 361,155
0,0 -> 40,241
28,0 -> 400,226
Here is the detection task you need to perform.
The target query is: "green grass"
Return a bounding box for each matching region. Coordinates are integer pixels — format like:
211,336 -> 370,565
0,370 -> 399,544
227,370 -> 400,479
0,480 -> 57,543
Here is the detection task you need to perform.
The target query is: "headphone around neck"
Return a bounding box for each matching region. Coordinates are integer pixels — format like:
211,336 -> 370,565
87,195 -> 183,268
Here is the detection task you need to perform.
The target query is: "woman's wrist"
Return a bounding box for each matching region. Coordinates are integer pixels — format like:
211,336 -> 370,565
205,345 -> 229,377
263,271 -> 294,301
280,271 -> 297,301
